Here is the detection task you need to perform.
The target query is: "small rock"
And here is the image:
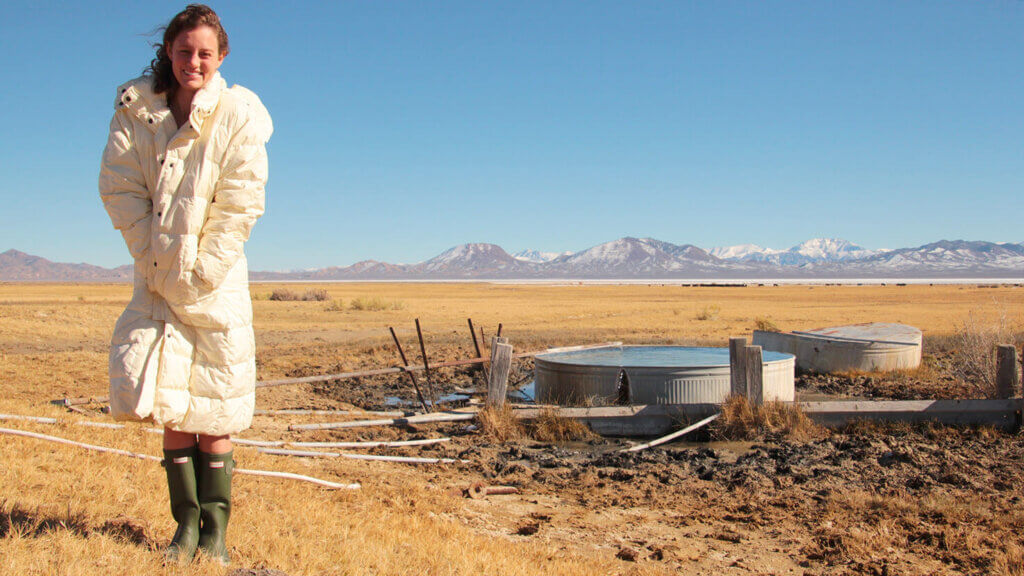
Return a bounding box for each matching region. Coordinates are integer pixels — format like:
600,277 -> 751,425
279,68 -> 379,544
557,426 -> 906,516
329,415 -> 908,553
616,547 -> 638,561
516,523 -> 540,536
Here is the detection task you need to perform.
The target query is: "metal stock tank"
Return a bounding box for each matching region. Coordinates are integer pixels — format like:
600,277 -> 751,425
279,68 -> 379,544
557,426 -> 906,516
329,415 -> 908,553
753,323 -> 922,373
534,345 -> 795,405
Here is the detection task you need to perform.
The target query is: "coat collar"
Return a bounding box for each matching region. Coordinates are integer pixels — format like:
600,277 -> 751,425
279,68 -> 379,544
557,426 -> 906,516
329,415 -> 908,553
115,73 -> 226,134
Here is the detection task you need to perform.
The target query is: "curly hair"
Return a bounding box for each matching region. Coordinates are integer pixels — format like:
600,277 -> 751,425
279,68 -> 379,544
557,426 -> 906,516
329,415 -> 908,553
147,4 -> 230,97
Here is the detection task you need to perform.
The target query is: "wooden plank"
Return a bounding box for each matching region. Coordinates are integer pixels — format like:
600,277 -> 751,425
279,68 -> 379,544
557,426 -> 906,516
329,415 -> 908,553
288,412 -> 476,431
257,448 -> 464,464
729,337 -> 747,398
745,345 -> 764,405
996,345 -> 1019,399
623,413 -> 721,452
0,426 -> 360,489
487,340 -> 514,407
290,438 -> 450,449
513,404 -> 719,437
254,409 -> 411,417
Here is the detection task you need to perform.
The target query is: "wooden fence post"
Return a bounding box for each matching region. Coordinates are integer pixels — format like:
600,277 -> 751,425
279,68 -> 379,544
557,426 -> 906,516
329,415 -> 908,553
729,337 -> 748,398
995,344 -> 1019,399
745,345 -> 764,406
487,337 -> 513,407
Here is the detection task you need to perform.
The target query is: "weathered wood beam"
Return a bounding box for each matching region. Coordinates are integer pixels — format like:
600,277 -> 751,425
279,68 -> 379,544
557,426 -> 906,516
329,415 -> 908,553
487,338 -> 513,407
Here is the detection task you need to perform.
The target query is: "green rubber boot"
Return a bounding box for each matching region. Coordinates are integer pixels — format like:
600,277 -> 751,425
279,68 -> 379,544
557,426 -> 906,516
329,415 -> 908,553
162,447 -> 201,563
196,450 -> 234,565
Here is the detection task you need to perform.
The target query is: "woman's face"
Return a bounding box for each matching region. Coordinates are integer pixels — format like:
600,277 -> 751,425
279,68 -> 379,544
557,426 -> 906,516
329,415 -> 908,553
168,25 -> 225,99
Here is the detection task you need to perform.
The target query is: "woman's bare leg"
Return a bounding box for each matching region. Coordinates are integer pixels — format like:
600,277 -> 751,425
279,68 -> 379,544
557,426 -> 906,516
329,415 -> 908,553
164,427 -> 197,450
198,434 -> 232,454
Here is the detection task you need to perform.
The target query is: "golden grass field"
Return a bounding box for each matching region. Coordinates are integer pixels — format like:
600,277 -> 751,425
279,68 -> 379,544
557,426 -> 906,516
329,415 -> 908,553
1,282 -> 1023,575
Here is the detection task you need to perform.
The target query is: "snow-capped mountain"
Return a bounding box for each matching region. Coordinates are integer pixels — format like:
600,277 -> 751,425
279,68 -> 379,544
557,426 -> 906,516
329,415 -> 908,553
513,249 -> 574,263
8,239 -> 1024,282
710,244 -> 780,260
826,240 -> 1024,275
791,238 -> 881,261
712,238 -> 883,265
546,237 -> 736,277
419,243 -> 536,276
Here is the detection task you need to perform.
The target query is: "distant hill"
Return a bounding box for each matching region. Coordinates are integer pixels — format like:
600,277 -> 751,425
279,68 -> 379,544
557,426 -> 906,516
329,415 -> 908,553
5,238 -> 1023,282
0,249 -> 131,282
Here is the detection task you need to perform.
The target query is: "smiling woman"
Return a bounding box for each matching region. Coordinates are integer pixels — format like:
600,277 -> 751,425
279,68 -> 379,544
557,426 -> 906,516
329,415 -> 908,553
98,3 -> 272,567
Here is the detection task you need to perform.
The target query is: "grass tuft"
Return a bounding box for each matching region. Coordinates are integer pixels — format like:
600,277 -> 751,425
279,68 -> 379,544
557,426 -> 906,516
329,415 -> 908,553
695,304 -> 720,321
951,309 -> 1022,398
350,296 -> 405,311
527,408 -> 594,442
269,288 -> 330,302
712,396 -> 823,441
754,316 -> 780,332
477,405 -> 524,443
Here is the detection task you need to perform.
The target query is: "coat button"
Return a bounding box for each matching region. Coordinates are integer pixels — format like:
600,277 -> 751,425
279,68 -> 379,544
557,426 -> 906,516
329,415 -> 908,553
157,211 -> 162,217
153,262 -> 157,267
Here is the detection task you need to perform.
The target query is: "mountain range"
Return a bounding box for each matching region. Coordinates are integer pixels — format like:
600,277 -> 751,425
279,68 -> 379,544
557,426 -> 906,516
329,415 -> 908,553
2,238 -> 1022,282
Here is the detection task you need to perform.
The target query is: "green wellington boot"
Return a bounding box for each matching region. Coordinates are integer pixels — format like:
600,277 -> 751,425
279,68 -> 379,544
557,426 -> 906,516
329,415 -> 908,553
196,450 -> 234,565
162,446 -> 201,563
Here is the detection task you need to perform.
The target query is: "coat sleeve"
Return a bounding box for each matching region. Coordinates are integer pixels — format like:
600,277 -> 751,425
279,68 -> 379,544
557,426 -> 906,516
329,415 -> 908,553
99,112 -> 152,260
192,104 -> 272,289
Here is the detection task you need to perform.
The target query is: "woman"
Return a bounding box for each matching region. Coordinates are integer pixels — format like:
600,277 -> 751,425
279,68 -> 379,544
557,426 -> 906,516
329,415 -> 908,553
99,4 -> 272,565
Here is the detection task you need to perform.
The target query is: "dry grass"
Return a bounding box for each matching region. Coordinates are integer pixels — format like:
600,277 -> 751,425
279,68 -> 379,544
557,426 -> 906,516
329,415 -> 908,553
694,304 -> 720,321
3,282 -> 1024,574
268,288 -> 330,301
753,316 -> 780,332
477,405 -> 524,443
951,309 -> 1023,397
349,296 -> 405,311
712,396 -> 824,441
527,408 -> 595,443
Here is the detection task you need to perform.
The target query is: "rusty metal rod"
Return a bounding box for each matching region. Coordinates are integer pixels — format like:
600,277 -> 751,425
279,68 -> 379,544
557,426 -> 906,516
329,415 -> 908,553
468,318 -> 489,384
414,319 -> 437,404
390,326 -> 431,412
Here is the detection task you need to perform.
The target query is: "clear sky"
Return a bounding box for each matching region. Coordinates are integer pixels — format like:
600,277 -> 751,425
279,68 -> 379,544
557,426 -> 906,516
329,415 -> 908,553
1,1 -> 1022,270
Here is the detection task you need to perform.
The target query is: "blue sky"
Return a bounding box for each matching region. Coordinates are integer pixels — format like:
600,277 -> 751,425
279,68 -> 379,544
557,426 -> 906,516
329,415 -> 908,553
1,1 -> 1022,270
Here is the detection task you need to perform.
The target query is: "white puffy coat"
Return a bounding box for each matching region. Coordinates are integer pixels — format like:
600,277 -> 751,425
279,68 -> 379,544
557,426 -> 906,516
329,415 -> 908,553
99,72 -> 272,436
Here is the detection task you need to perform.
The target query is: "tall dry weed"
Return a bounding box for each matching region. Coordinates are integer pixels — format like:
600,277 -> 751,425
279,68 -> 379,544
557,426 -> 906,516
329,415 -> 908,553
527,409 -> 594,442
712,396 -> 823,441
952,309 -> 1021,398
477,405 -> 524,443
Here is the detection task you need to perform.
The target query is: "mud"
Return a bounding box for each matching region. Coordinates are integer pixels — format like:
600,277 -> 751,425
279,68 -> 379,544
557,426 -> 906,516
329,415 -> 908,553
298,346 -> 1024,574
429,425 -> 1024,575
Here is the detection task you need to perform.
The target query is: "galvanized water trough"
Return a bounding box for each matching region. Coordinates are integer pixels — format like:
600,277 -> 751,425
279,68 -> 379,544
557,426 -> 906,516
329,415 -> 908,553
534,345 -> 795,406
753,322 -> 922,373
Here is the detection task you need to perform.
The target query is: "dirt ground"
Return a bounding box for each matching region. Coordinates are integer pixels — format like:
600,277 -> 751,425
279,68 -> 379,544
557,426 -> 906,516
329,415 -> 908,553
2,283 -> 1023,575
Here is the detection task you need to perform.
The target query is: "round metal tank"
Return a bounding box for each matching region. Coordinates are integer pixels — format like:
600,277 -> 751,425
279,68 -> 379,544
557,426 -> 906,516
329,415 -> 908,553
752,322 -> 922,373
534,346 -> 795,406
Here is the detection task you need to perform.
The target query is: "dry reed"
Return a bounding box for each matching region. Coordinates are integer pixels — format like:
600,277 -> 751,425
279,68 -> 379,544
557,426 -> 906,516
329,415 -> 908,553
476,405 -> 524,443
527,408 -> 595,442
712,396 -> 823,441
